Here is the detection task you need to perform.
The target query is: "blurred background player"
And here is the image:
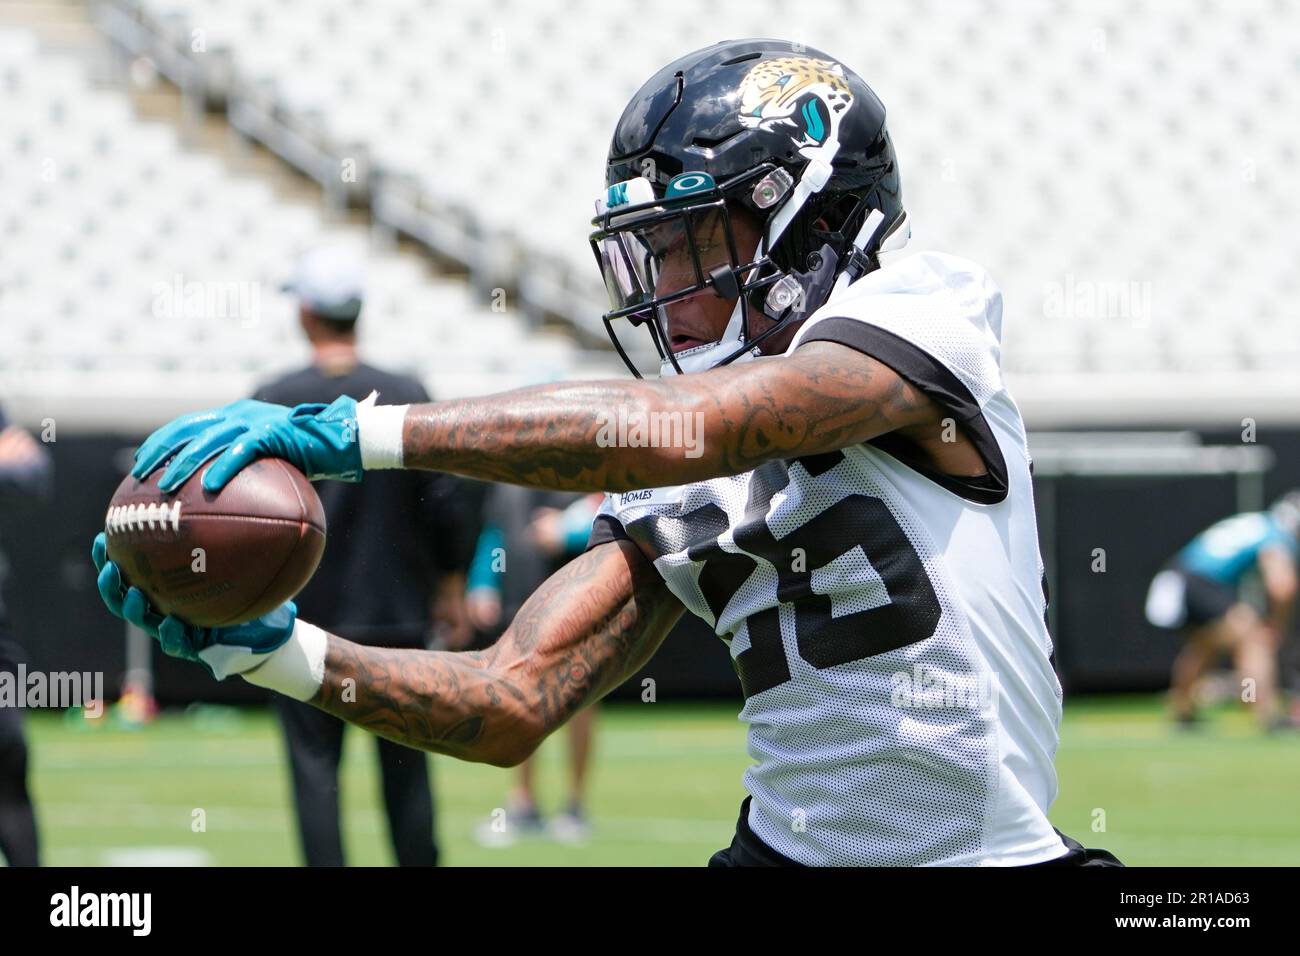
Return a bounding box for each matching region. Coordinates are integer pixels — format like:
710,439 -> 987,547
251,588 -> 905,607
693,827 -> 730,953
1145,492 -> 1300,731
465,488 -> 604,846
0,405 -> 51,866
254,246 -> 473,866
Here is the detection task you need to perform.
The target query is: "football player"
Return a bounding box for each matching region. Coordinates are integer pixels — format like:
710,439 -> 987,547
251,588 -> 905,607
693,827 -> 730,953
1145,492 -> 1300,731
92,40 -> 1118,866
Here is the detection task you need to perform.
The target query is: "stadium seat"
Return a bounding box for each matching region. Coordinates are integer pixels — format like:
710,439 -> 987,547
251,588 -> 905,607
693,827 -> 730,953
0,22 -> 618,425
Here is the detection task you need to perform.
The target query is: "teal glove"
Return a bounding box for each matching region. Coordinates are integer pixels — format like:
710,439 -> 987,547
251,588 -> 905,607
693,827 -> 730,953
132,395 -> 362,493
91,532 -> 297,680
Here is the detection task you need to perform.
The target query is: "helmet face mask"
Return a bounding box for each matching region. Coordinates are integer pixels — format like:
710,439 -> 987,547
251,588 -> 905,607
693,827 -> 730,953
591,167 -> 787,377
593,40 -> 906,378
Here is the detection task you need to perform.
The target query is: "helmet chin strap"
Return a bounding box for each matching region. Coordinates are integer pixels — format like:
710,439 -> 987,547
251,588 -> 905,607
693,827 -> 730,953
657,296 -> 755,377
659,337 -> 757,376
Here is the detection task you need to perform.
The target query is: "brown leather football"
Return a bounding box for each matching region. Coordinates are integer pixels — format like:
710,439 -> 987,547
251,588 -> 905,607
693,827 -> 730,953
103,457 -> 326,627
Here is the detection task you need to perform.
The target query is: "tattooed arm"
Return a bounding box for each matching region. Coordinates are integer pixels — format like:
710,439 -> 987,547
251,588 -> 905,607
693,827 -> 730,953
311,538 -> 683,767
396,341 -> 949,491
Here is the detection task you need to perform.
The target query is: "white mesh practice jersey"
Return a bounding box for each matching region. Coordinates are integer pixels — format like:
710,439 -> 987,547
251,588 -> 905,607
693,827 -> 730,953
589,251 -> 1066,866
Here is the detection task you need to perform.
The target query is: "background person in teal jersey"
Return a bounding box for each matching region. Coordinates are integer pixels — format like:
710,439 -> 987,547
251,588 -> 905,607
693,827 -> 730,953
1145,492 -> 1300,731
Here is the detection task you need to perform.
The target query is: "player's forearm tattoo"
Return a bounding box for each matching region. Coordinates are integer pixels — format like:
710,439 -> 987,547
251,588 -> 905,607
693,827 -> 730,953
311,541 -> 682,765
399,341 -> 934,491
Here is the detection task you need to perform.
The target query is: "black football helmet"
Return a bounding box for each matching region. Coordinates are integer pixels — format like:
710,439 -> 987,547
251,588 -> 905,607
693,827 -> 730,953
590,38 -> 907,377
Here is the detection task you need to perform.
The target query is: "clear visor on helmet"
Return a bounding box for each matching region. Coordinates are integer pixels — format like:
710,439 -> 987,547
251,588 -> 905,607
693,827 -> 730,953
595,207 -> 736,327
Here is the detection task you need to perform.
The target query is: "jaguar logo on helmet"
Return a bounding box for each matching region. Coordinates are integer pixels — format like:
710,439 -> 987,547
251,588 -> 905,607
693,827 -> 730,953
737,56 -> 854,158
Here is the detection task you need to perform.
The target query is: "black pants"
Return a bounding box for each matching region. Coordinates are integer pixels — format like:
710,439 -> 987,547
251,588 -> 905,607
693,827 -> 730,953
0,629 -> 39,866
275,695 -> 438,866
709,797 -> 1123,867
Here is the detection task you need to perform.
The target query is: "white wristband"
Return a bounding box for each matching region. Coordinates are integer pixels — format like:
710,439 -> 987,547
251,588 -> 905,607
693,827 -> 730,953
356,391 -> 409,470
240,620 -> 328,701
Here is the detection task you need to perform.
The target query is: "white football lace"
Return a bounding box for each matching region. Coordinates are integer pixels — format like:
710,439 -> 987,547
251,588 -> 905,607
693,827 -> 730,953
104,501 -> 183,534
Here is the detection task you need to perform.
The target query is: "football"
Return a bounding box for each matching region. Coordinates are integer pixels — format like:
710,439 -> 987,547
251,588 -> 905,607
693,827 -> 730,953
103,458 -> 326,627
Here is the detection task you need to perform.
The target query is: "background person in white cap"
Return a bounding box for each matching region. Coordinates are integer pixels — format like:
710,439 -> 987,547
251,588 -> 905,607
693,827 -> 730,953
280,244 -> 367,329
257,245 -> 476,866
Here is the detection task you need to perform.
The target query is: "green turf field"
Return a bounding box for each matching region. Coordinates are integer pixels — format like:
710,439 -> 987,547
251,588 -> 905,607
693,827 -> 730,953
19,695 -> 1300,866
